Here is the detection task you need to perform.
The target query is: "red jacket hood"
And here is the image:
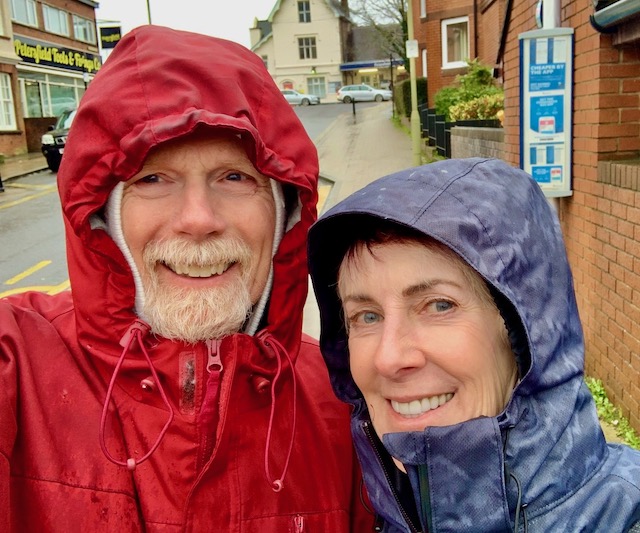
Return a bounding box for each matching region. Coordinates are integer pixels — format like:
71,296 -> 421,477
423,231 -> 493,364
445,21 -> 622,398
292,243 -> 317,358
57,25 -> 318,356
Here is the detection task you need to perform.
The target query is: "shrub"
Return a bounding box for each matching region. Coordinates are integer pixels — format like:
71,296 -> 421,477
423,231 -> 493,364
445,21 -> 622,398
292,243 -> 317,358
434,59 -> 504,122
395,77 -> 427,118
450,92 -> 505,121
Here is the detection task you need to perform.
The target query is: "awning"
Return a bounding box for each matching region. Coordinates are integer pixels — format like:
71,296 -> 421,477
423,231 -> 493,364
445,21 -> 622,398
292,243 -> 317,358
591,0 -> 640,32
340,58 -> 405,71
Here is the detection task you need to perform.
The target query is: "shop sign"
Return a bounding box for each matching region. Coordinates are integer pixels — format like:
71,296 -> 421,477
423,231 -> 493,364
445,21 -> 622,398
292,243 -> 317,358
100,26 -> 122,49
14,36 -> 102,74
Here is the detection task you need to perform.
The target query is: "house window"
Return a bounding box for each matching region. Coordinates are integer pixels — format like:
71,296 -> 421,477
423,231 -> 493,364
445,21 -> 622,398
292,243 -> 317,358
298,37 -> 317,60
420,0 -> 426,18
441,16 -> 469,69
11,0 -> 37,26
73,14 -> 96,44
298,1 -> 311,22
43,5 -> 69,36
261,55 -> 268,70
0,73 -> 17,130
307,76 -> 325,97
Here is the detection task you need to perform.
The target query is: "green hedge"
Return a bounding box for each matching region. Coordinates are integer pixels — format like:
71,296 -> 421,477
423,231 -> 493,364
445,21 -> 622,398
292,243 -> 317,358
395,77 -> 427,118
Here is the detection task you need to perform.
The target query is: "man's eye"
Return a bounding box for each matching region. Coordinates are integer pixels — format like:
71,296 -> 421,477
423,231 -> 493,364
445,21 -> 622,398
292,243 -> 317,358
225,172 -> 246,182
137,174 -> 161,184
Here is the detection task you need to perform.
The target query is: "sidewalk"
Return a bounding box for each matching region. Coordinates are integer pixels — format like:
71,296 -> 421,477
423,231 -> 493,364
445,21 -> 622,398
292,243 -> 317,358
0,152 -> 48,191
303,102 -> 414,338
315,102 -> 414,213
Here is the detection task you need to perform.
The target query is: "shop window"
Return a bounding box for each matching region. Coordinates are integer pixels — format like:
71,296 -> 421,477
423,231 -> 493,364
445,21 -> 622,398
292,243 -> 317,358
298,1 -> 311,23
307,77 -> 325,98
73,14 -> 96,44
11,0 -> 37,27
0,73 -> 17,130
441,17 -> 469,69
43,5 -> 69,36
298,37 -> 317,60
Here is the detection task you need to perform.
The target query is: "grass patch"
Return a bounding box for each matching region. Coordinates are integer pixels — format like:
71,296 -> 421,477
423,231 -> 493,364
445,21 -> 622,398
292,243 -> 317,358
586,377 -> 640,449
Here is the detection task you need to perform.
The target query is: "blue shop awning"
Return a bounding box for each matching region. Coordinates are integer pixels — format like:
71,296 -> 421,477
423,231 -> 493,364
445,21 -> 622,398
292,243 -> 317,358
340,58 -> 405,71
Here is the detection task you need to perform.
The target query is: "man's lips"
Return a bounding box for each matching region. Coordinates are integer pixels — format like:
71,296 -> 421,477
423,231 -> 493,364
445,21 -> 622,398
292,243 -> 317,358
161,261 -> 235,278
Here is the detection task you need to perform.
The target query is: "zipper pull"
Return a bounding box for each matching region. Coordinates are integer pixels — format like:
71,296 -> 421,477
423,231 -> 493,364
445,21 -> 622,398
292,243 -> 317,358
206,339 -> 223,373
293,515 -> 305,532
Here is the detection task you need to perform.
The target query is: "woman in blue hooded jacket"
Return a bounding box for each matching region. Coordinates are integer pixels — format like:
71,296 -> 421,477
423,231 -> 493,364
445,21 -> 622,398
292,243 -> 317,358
308,158 -> 640,532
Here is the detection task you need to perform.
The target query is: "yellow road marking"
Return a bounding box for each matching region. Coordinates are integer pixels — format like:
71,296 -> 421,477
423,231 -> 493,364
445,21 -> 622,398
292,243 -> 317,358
0,185 -> 57,210
0,279 -> 70,299
4,260 -> 52,285
6,183 -> 53,190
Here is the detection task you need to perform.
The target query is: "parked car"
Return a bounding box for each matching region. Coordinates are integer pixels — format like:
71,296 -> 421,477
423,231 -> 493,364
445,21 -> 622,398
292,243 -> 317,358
337,84 -> 392,103
41,108 -> 76,172
281,89 -> 320,106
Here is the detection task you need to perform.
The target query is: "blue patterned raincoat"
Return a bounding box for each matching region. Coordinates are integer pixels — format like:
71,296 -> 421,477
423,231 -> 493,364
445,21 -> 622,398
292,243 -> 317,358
308,158 -> 640,532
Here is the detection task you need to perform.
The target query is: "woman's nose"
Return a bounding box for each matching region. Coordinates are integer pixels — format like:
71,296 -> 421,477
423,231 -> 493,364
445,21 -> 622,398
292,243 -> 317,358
373,321 -> 425,378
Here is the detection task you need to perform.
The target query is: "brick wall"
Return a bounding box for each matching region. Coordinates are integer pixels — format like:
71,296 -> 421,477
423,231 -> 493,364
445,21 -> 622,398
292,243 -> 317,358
450,126 -> 504,159
503,1 -> 640,429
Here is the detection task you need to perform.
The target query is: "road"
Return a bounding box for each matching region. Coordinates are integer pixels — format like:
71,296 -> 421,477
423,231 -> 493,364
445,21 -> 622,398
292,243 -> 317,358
0,102 -> 368,299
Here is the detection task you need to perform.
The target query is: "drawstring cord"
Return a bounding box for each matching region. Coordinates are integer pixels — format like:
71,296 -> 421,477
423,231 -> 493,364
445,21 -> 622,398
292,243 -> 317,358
99,320 -> 175,471
257,331 -> 298,492
503,425 -> 528,533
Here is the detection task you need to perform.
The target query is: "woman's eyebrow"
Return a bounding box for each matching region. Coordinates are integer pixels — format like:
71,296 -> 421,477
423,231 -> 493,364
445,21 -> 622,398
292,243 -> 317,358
402,279 -> 461,298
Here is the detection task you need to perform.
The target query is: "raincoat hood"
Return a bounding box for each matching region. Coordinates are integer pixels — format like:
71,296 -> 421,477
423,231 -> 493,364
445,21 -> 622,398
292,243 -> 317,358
308,158 -> 640,531
58,25 -> 318,355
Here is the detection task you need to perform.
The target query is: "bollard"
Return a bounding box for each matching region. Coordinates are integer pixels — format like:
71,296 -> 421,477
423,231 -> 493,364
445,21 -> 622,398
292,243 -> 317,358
0,171 -> 4,193
351,98 -> 357,123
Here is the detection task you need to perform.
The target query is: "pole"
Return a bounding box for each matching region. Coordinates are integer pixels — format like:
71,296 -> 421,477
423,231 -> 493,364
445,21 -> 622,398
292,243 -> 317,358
146,0 -> 152,24
390,53 -> 395,119
406,0 -> 422,166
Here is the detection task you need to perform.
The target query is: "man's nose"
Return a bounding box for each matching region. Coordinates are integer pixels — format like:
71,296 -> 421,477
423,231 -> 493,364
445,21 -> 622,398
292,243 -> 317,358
173,182 -> 227,238
373,319 -> 426,378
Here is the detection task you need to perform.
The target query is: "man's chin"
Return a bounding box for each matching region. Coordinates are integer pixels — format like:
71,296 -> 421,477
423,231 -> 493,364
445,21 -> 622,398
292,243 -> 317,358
142,282 -> 253,342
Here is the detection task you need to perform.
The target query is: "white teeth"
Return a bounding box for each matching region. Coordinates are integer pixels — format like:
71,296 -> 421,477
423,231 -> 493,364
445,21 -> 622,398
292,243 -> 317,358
168,262 -> 230,278
391,393 -> 453,418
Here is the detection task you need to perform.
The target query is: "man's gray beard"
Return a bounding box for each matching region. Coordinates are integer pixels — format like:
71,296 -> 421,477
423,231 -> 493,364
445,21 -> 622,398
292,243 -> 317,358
140,238 -> 255,343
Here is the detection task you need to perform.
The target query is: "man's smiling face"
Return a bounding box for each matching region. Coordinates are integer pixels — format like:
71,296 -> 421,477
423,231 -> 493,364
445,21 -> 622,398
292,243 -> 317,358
120,128 -> 276,341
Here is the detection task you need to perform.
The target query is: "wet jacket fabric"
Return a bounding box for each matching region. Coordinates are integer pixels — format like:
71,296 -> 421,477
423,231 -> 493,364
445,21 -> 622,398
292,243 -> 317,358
0,26 -> 373,532
308,158 -> 640,532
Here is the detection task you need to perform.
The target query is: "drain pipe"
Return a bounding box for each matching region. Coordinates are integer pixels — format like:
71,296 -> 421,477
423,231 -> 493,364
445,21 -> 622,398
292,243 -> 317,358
543,0 -> 561,215
591,0 -> 640,32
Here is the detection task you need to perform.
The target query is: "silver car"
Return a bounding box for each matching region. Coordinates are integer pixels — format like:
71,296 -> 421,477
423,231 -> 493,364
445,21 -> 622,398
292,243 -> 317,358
337,84 -> 392,103
281,89 -> 320,106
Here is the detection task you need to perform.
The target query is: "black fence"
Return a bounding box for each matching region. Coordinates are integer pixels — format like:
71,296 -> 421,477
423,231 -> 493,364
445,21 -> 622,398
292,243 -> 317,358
419,104 -> 501,158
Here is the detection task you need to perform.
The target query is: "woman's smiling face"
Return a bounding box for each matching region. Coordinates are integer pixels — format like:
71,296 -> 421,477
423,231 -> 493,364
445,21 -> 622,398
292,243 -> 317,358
338,240 -> 517,442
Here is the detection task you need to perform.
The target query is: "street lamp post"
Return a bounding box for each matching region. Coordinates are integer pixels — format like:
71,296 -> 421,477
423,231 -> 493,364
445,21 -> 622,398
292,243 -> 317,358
146,0 -> 152,24
406,0 -> 422,166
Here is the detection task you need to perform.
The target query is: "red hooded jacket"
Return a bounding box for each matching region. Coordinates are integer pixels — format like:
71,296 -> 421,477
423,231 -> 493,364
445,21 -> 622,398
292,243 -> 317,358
0,26 -> 373,532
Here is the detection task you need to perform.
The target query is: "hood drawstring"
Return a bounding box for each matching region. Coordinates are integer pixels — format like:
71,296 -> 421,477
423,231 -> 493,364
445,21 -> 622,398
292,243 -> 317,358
503,425 -> 528,533
256,330 -> 297,492
99,320 -> 175,471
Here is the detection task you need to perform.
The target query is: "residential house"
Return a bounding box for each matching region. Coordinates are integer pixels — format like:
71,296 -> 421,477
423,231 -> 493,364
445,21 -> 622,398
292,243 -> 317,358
250,0 -> 352,100
0,0 -> 100,156
413,0 -> 506,107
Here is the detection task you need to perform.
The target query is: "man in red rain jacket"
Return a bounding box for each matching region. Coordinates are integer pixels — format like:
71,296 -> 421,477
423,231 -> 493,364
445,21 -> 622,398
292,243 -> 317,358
0,25 -> 373,532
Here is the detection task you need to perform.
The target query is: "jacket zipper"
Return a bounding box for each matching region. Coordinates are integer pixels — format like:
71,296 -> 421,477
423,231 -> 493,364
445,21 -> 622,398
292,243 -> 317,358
197,339 -> 223,469
363,421 -> 422,533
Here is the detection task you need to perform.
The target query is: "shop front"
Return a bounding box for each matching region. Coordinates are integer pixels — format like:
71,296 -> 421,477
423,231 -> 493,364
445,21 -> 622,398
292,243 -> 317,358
13,35 -> 102,152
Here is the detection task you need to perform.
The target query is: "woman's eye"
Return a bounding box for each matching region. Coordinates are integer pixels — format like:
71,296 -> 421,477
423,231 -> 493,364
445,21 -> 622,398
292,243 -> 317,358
347,310 -> 381,327
430,300 -> 454,312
